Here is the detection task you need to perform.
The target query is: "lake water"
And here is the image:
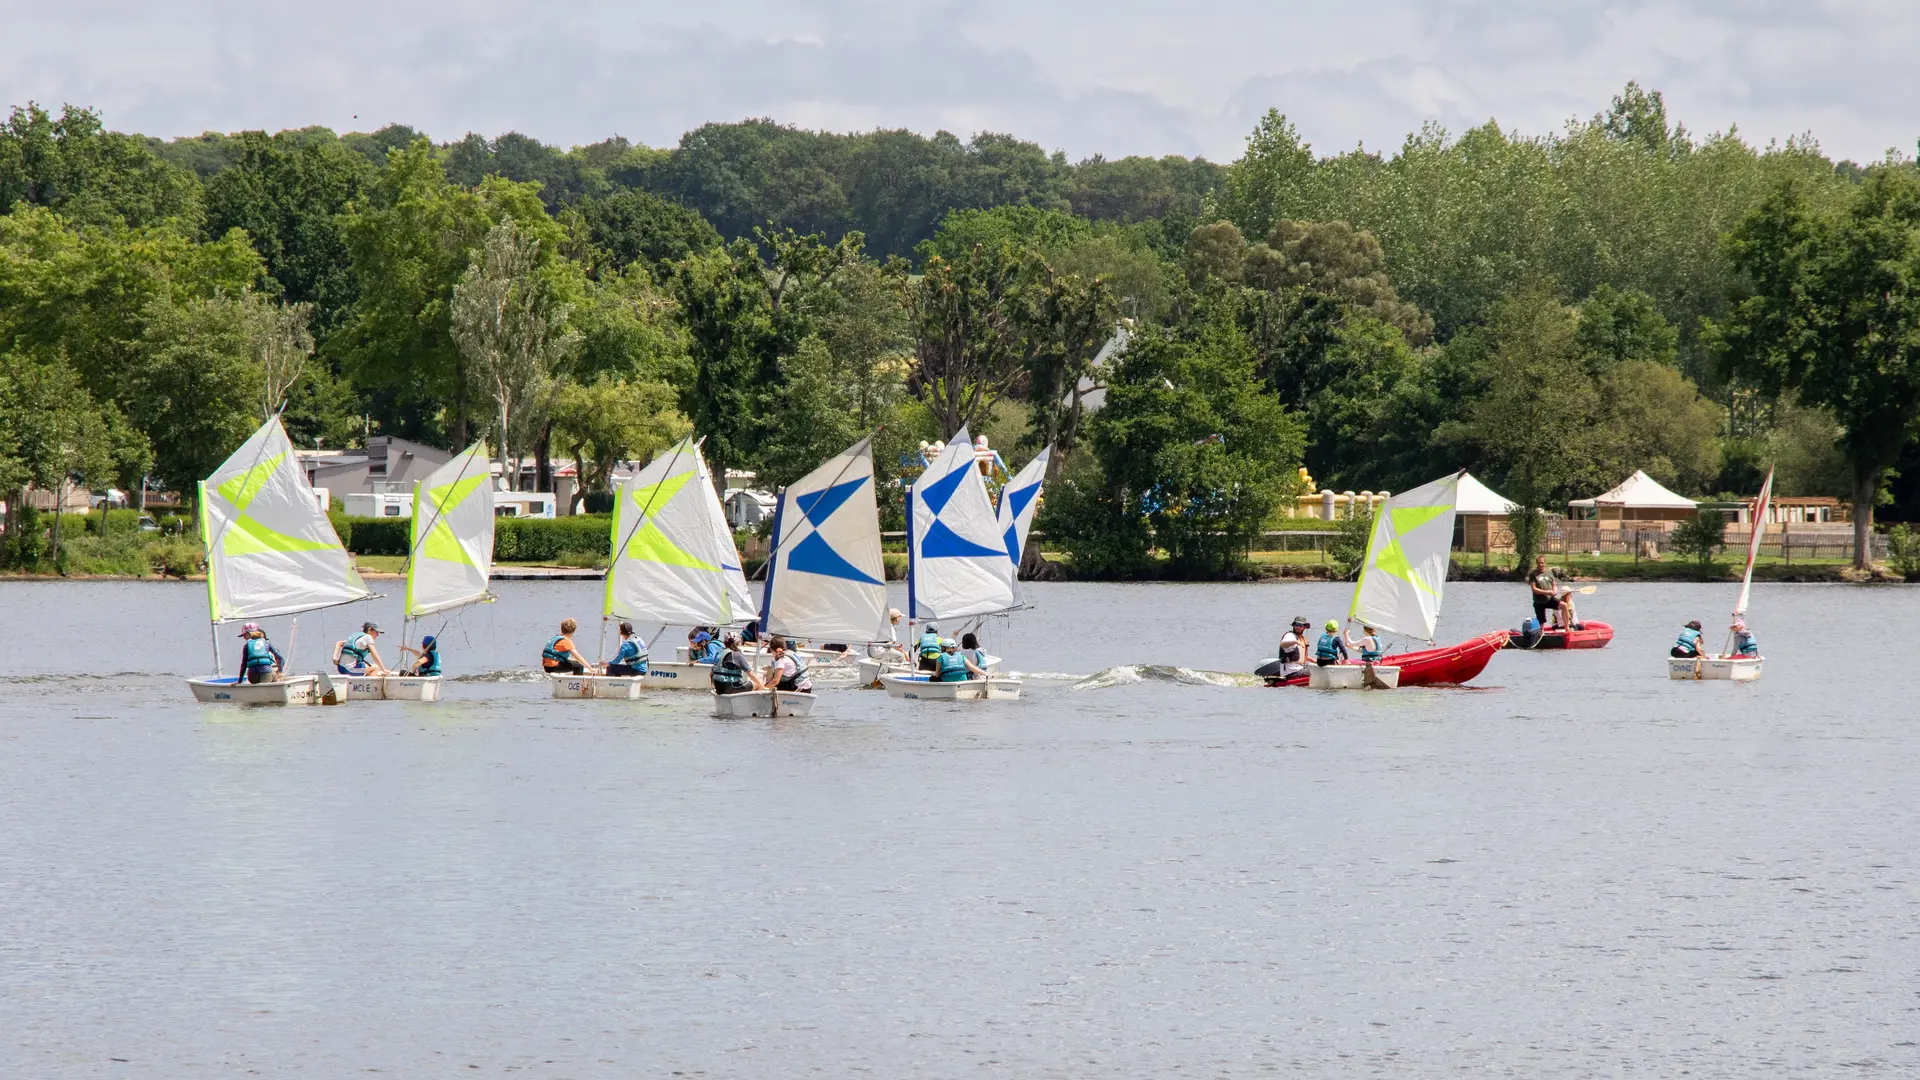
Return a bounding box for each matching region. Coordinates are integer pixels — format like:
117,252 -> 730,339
2,579 -> 1917,1077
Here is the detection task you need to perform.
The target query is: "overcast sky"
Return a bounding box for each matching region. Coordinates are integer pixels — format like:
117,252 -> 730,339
5,0 -> 1915,163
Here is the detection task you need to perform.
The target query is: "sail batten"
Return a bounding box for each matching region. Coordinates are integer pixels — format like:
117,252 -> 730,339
201,416 -> 369,623
908,426 -> 1016,620
1348,472 -> 1461,641
762,436 -> 887,641
405,442 -> 495,618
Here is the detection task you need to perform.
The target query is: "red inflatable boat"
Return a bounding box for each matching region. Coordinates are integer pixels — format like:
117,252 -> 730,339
1501,621 -> 1614,650
1266,630 -> 1509,687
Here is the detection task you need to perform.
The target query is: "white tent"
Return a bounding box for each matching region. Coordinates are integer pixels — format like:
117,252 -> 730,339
1571,470 -> 1697,520
1455,472 -> 1517,515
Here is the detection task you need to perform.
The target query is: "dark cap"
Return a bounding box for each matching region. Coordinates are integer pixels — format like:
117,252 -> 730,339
1290,615 -> 1310,627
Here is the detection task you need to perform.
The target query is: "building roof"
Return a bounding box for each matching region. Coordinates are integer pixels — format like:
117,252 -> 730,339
1456,472 -> 1518,515
1572,469 -> 1698,509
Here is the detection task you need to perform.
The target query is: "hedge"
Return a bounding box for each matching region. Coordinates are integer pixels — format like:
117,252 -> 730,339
335,513 -> 613,562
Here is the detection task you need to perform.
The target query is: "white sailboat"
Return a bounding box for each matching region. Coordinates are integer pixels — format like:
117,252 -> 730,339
1304,471 -> 1462,689
349,442 -> 495,701
881,427 -> 1026,700
1671,468 -> 1770,682
186,416 -> 373,705
997,444 -> 1051,605
552,438 -> 728,699
721,436 -> 888,717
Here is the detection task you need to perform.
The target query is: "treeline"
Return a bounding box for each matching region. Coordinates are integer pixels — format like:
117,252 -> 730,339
3,84 -> 1918,577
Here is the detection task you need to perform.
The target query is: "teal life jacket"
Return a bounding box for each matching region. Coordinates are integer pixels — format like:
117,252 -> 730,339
542,635 -> 567,664
937,651 -> 970,682
615,638 -> 648,669
340,633 -> 372,665
918,632 -> 942,659
242,637 -> 276,669
1733,630 -> 1759,657
1358,637 -> 1383,663
966,648 -> 988,670
775,656 -> 810,691
417,646 -> 442,676
1675,627 -> 1703,653
1315,632 -> 1344,662
711,650 -> 749,691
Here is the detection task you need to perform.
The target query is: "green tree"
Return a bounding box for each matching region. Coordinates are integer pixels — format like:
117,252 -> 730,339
124,295 -> 268,495
1575,284 -> 1678,373
1669,509 -> 1727,576
1712,170 -> 1920,568
903,240 -> 1040,438
0,352 -> 149,566
551,377 -> 688,509
576,188 -> 722,278
0,103 -> 201,229
450,220 -> 579,488
1591,360 -> 1723,494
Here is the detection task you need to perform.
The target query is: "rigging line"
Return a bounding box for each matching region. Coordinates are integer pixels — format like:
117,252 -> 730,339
398,443 -> 490,591
202,403 -> 293,615
776,431 -> 880,555
607,439 -> 697,603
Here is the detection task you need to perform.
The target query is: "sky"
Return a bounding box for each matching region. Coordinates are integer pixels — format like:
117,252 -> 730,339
4,0 -> 1916,163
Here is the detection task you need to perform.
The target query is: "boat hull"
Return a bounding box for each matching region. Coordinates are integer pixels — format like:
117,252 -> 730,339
548,673 -> 646,699
1305,663 -> 1401,690
879,674 -> 1023,700
1265,631 -> 1507,688
1668,656 -> 1764,681
1503,620 -> 1614,650
711,690 -> 816,718
344,675 -> 443,701
187,673 -> 322,705
640,662 -> 709,690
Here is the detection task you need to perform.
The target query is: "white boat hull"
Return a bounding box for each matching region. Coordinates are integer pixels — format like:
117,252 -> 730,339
640,661 -> 709,690
548,673 -> 646,699
879,674 -> 1022,700
1306,663 -> 1402,690
858,654 -> 1002,687
1668,656 -> 1764,681
187,673 -> 328,705
711,689 -> 816,718
344,674 -> 443,701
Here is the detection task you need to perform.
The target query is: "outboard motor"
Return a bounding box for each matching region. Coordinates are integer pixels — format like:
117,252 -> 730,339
1517,616 -> 1544,649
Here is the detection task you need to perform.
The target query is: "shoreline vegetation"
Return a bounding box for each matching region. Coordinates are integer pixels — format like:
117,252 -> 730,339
11,84 -> 1920,587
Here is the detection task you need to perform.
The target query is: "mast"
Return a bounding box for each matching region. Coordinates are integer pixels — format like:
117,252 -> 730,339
1734,467 -> 1774,620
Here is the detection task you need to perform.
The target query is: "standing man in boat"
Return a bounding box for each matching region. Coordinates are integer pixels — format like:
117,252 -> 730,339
1527,557 -> 1561,630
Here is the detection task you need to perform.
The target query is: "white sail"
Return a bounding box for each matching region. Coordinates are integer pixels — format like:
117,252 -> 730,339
1348,471 -> 1461,641
405,442 -> 495,617
1734,467 -> 1774,618
200,415 -> 370,622
604,438 -> 729,627
908,426 -> 1016,620
997,443 -> 1051,565
695,450 -> 757,623
761,436 -> 888,641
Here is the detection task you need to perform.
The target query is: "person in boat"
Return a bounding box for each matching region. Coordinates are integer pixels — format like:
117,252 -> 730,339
740,621 -> 761,645
236,623 -> 284,684
936,638 -> 990,682
1277,616 -> 1311,679
334,622 -> 387,675
763,637 -> 813,694
690,631 -> 724,665
397,635 -> 442,677
916,624 -> 943,673
710,632 -> 758,695
1345,623 -> 1385,665
1527,556 -> 1561,630
1726,619 -> 1760,659
959,631 -> 989,671
1671,619 -> 1705,659
607,622 -> 649,677
542,619 -> 590,675
1315,620 -> 1350,667
870,609 -> 908,661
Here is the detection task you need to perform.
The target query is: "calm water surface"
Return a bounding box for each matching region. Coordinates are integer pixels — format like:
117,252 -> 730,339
1,579 -> 1916,1077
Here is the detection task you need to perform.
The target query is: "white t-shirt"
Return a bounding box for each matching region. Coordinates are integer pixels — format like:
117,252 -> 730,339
1279,631 -> 1307,674
770,654 -> 810,690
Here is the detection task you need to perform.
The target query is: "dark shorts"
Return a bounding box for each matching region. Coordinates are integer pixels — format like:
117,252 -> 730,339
545,659 -> 586,675
918,656 -> 938,672
245,666 -> 275,684
606,663 -> 645,677
1670,647 -> 1698,658
337,663 -> 368,675
1317,658 -> 1338,667
1533,597 -> 1553,621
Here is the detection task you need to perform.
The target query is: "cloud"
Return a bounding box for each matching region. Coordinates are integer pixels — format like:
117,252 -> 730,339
2,0 -> 1916,165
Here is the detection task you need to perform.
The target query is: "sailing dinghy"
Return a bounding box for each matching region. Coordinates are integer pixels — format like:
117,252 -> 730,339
1671,468 -> 1770,682
349,442 -> 494,701
186,416 -> 373,705
724,436 -> 889,717
552,439 -> 731,698
1259,471 -> 1503,688
880,427 -> 1026,700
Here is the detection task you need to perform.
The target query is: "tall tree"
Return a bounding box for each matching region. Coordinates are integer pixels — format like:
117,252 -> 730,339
450,220 -> 578,488
0,103 -> 201,229
1713,170 -> 1920,568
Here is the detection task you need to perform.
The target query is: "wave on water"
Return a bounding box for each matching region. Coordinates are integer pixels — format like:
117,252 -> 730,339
453,669 -> 550,683
0,671 -> 167,684
1003,671 -> 1088,683
1071,665 -> 1263,691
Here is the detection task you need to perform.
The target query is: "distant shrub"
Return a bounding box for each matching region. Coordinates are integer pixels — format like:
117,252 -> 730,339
1669,510 -> 1727,575
1887,523 -> 1920,582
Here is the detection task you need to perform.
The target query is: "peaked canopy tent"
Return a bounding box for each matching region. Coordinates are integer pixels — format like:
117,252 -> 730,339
1569,470 -> 1699,523
1454,471 -> 1518,554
